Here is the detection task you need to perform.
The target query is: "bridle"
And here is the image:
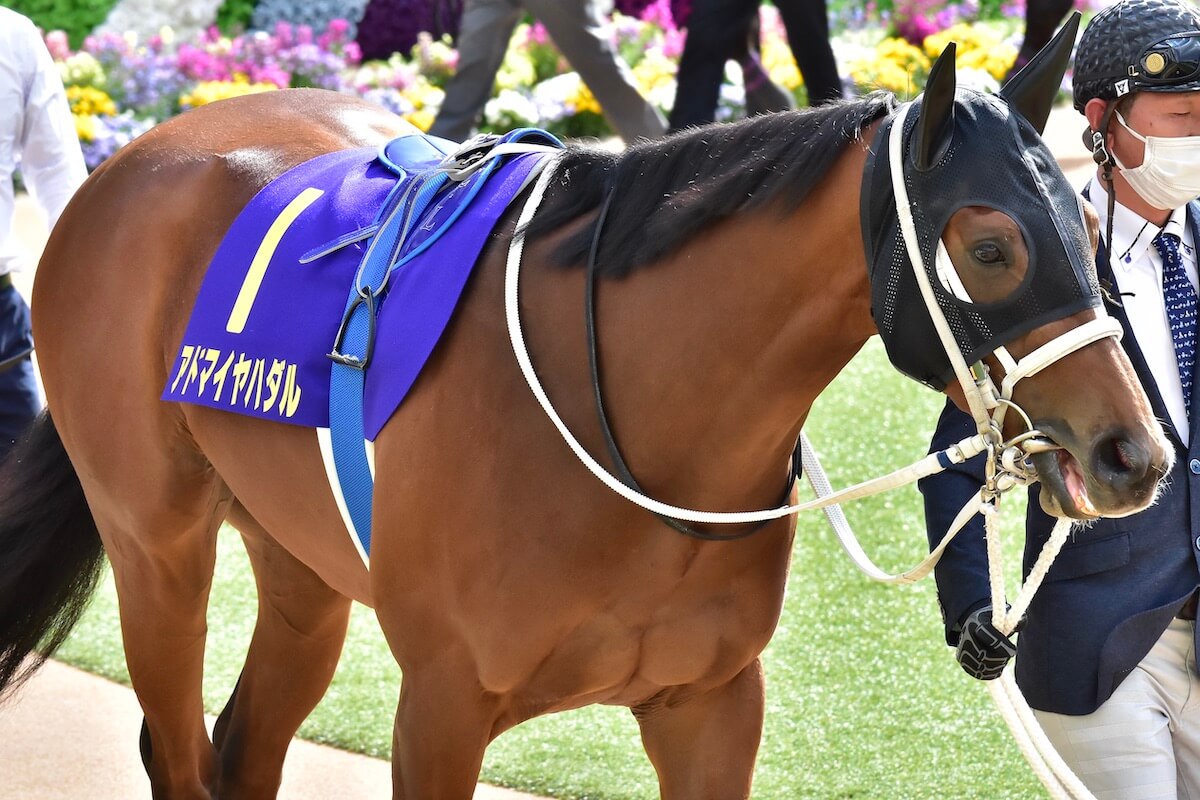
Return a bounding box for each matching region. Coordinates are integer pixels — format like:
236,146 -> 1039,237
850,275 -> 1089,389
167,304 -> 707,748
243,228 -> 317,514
505,101 -> 1122,534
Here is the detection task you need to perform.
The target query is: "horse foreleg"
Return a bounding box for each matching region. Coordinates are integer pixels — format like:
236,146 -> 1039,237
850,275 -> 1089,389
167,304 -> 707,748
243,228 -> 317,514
633,660 -> 767,800
212,504 -> 352,799
389,663 -> 501,799
99,503 -> 226,800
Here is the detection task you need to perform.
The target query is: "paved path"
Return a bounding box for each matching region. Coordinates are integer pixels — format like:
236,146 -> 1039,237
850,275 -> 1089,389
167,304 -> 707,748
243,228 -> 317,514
0,660 -> 535,800
0,102 -> 1098,799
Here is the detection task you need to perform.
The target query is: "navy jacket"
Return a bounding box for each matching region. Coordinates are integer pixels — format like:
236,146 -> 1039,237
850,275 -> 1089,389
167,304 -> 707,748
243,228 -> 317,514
920,199 -> 1200,716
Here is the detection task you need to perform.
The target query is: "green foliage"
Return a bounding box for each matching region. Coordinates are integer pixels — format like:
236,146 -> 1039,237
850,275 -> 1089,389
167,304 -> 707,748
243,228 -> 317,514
214,0 -> 256,35
8,0 -> 121,49
57,340 -> 1043,798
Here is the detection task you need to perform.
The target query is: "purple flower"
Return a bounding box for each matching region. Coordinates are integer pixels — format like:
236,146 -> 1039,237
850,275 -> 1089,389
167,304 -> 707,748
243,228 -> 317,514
356,0 -> 464,61
80,112 -> 156,172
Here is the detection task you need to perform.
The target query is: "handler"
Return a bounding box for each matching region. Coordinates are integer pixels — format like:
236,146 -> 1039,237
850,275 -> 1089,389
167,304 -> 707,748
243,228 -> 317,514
0,7 -> 87,458
922,1 -> 1200,795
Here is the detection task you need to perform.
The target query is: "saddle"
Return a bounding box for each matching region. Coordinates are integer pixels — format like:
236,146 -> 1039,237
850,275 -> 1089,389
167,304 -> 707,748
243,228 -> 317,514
163,127 -> 563,561
323,128 -> 563,559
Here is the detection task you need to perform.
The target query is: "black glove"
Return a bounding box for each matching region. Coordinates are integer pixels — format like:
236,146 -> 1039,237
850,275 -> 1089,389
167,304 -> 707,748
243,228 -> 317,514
955,605 -> 1018,681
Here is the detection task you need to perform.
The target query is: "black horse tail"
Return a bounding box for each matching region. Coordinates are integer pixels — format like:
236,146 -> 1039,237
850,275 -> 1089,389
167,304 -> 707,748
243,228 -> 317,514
0,411 -> 105,700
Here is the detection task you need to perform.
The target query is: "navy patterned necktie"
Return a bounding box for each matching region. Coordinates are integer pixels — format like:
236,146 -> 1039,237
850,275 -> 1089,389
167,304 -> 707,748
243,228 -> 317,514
1154,232 -> 1197,415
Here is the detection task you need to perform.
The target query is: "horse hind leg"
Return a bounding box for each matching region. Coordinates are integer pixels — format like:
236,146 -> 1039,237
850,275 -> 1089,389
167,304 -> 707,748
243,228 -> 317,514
211,502 -> 352,799
91,463 -> 230,799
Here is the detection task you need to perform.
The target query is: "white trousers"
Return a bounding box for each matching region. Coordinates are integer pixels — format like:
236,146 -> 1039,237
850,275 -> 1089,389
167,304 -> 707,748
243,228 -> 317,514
1034,619 -> 1200,799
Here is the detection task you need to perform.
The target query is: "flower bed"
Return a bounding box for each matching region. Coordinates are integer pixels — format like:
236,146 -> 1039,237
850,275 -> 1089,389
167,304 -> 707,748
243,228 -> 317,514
43,0 -> 1082,172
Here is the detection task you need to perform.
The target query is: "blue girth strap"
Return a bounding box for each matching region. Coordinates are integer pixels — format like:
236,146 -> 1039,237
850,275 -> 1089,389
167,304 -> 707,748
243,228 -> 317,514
327,128 -> 562,557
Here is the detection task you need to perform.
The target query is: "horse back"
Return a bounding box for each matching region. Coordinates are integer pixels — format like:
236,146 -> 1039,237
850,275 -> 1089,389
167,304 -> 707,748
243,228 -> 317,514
31,90 -> 411,601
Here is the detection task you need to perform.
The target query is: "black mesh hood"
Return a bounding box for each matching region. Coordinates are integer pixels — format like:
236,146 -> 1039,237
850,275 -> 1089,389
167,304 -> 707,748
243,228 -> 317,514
859,90 -> 1102,390
1073,0 -> 1200,111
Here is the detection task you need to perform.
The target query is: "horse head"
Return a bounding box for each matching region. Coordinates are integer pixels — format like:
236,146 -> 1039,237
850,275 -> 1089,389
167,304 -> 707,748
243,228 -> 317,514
861,13 -> 1172,520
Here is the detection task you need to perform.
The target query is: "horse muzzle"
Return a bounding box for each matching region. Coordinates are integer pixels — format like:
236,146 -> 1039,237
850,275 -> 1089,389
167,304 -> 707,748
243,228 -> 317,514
1030,424 -> 1173,520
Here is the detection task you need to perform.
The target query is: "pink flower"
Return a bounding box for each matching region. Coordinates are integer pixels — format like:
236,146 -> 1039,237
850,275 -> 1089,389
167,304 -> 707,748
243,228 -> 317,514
662,28 -> 686,60
44,30 -> 71,61
274,21 -> 294,48
327,18 -> 350,40
641,0 -> 677,33
252,63 -> 292,88
527,22 -> 550,46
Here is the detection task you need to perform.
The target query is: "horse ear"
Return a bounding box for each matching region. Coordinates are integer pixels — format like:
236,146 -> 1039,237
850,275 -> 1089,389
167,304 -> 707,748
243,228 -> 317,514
914,43 -> 957,171
999,11 -> 1081,134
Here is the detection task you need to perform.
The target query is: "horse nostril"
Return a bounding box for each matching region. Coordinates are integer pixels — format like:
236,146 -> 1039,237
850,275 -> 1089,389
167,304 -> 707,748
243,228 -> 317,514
1092,431 -> 1150,488
1113,439 -> 1136,472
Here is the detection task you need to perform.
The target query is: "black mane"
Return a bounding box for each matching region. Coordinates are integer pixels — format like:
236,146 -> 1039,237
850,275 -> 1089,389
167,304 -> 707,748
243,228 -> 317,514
524,92 -> 898,277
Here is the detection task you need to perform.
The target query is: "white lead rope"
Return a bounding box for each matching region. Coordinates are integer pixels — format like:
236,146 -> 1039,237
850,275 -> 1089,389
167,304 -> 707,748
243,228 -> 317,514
511,105 -> 1104,796
805,432 -> 1093,799
800,432 -> 987,584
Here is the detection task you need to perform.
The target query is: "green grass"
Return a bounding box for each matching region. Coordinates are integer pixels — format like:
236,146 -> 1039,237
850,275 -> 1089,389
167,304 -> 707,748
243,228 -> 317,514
55,338 -> 1041,799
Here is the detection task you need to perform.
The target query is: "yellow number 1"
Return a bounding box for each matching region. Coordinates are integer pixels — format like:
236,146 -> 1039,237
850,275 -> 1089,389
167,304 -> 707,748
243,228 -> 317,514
226,187 -> 325,334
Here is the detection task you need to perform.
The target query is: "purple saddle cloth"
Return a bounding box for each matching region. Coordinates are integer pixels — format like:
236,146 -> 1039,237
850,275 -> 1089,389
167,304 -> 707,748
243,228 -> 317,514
162,137 -> 547,439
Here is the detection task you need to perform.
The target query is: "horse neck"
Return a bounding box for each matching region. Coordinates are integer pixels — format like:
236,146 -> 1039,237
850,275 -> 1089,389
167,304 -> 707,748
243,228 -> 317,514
588,141 -> 877,511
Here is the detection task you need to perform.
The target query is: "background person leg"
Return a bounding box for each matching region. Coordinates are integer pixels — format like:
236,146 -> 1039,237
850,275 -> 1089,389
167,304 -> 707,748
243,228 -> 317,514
668,0 -> 755,132
429,0 -> 524,142
526,0 -> 667,141
773,0 -> 844,106
0,284 -> 39,462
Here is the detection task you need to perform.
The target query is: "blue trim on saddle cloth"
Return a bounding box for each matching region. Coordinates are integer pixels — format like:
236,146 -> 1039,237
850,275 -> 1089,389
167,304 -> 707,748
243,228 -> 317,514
161,129 -> 561,557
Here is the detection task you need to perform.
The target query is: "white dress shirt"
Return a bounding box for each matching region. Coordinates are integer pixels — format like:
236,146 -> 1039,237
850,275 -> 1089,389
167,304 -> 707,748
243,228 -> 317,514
0,7 -> 87,274
1089,176 -> 1198,446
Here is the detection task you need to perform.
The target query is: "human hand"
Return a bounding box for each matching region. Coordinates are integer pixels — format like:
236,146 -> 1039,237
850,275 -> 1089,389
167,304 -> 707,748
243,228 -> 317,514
955,605 -> 1018,681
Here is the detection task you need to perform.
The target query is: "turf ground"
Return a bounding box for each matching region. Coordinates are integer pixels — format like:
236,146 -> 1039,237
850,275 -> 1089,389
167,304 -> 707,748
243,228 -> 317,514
56,337 -> 1041,799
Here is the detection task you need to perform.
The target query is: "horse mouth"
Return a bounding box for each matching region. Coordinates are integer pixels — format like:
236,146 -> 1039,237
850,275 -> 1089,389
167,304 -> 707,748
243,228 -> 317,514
1031,448 -> 1100,520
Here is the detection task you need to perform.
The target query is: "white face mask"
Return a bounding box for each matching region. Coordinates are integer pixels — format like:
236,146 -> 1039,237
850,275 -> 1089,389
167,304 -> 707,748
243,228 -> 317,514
1112,109 -> 1200,211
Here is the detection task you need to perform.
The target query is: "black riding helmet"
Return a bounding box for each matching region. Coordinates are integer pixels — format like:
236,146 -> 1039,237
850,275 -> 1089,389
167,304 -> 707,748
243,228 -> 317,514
1073,0 -> 1200,112
1072,0 -> 1200,245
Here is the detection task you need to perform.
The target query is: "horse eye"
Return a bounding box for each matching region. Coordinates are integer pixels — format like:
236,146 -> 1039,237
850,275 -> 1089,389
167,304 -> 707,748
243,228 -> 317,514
973,242 -> 1006,266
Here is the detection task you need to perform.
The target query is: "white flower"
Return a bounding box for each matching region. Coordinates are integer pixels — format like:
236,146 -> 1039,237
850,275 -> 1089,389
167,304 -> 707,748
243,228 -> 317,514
956,67 -> 1000,95
531,72 -> 584,122
484,90 -> 539,128
99,0 -> 223,42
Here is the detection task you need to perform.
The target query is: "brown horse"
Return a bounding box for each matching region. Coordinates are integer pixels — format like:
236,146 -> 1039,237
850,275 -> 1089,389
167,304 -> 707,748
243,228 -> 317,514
0,32 -> 1171,800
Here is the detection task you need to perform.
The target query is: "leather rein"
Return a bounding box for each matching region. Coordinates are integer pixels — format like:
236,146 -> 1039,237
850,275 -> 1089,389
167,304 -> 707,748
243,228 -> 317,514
583,187 -> 802,541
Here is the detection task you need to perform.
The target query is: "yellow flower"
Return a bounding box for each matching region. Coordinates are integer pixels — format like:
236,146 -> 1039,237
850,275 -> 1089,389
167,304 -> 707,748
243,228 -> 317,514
632,50 -> 676,92
404,109 -> 435,131
401,80 -> 444,111
924,23 -> 1017,80
66,86 -> 116,117
849,37 -> 930,97
497,49 -> 536,91
74,113 -> 97,143
570,81 -> 601,115
762,38 -> 803,91
178,80 -> 278,109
